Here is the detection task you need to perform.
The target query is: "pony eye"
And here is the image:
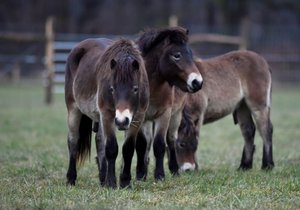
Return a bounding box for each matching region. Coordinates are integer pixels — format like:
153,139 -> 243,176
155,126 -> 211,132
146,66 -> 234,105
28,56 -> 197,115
133,85 -> 139,94
109,86 -> 114,93
171,52 -> 181,61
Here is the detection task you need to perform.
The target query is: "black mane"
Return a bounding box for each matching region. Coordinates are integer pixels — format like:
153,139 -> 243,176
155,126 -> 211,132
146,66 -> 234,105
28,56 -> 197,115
98,39 -> 142,83
137,26 -> 189,56
178,106 -> 198,137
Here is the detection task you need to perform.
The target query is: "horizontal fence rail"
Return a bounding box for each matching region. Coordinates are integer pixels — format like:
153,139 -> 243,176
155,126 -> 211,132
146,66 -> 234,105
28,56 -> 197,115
2,16 -> 299,104
43,17 -> 248,104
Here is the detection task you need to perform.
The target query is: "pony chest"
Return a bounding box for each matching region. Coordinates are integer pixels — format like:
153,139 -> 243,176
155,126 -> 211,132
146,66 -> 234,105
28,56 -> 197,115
145,105 -> 165,120
146,93 -> 173,120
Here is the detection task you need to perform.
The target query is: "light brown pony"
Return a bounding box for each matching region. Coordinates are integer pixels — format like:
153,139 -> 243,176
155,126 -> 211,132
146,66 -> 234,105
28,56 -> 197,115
176,50 -> 274,172
135,27 -> 203,181
65,38 -> 149,188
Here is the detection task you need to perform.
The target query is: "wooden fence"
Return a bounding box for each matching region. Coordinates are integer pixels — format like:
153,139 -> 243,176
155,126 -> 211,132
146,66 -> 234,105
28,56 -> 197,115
0,16 -> 248,104
43,16 -> 248,104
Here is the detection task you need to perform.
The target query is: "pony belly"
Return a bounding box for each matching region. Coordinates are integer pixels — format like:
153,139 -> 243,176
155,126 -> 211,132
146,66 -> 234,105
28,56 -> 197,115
204,95 -> 242,124
204,107 -> 234,123
77,96 -> 100,122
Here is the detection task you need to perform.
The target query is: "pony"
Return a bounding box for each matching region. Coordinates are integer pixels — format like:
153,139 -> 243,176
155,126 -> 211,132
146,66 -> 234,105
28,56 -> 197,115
176,50 -> 274,172
64,38 -> 149,188
134,26 -> 203,181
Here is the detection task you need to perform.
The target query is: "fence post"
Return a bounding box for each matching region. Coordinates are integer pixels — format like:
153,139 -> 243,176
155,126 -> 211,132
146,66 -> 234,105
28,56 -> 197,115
239,17 -> 250,50
45,16 -> 54,104
12,61 -> 20,84
169,15 -> 178,27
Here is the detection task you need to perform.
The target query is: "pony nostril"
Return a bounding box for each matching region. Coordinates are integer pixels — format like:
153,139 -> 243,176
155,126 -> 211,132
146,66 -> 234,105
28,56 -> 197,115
192,79 -> 202,91
124,117 -> 129,126
114,118 -> 120,126
115,117 -> 130,128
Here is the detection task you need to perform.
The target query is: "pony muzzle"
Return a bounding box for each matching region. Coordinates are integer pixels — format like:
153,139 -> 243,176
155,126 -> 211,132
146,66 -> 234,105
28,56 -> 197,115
115,109 -> 133,130
187,72 -> 203,93
179,162 -> 196,172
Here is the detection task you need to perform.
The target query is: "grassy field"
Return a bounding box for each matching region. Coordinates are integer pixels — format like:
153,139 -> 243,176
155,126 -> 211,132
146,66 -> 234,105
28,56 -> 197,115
0,80 -> 299,209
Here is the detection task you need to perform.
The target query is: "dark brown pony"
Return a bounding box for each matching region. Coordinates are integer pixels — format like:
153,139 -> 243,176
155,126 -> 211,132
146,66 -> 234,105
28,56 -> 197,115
135,27 -> 203,181
65,38 -> 149,188
176,50 -> 274,172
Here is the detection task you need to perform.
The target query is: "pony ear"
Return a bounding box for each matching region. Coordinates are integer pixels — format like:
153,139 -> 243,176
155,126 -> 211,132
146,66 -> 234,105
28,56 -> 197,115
110,59 -> 117,69
132,60 -> 139,70
137,30 -> 159,55
138,27 -> 188,55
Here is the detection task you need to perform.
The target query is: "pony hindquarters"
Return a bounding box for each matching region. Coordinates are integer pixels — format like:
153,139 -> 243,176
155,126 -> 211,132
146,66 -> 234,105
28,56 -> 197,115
234,51 -> 274,170
234,97 -> 274,170
65,40 -> 105,185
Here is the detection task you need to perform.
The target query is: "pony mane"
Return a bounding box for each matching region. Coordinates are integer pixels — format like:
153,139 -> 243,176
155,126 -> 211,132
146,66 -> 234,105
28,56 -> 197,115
97,39 -> 144,82
178,106 -> 198,137
137,26 -> 189,56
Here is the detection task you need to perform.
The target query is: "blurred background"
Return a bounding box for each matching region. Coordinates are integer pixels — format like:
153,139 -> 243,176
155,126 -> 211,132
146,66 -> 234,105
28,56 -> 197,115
0,0 -> 299,92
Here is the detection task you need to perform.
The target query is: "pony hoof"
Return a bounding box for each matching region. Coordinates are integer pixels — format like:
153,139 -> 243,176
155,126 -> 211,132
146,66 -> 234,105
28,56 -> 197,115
105,179 -> 117,188
238,166 -> 252,171
100,180 -> 105,187
120,175 -> 131,188
66,180 -> 75,186
120,181 -> 131,189
154,173 -> 165,181
172,171 -> 180,176
136,170 -> 147,181
238,164 -> 252,171
261,163 -> 274,170
105,183 -> 117,189
136,175 -> 146,181
169,167 -> 179,175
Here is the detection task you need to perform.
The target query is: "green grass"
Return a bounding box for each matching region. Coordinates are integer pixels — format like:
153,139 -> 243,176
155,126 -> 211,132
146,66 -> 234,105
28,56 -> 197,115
0,80 -> 299,209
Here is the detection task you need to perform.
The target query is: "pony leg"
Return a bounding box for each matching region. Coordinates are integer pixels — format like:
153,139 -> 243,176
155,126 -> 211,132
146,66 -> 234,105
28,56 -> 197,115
252,107 -> 274,170
153,109 -> 172,180
119,113 -> 146,188
95,121 -> 107,186
136,121 -> 153,181
66,108 -> 82,185
234,102 -> 256,170
104,133 -> 118,188
119,135 -> 135,188
102,116 -> 118,188
166,111 -> 183,175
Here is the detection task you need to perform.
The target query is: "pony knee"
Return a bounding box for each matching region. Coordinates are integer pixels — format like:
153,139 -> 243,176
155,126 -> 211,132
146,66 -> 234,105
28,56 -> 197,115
240,122 -> 256,140
267,120 -> 273,139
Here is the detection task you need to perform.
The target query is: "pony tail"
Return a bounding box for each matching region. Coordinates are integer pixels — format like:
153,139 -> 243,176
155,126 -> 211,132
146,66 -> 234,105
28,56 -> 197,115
76,114 -> 93,166
67,47 -> 86,78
